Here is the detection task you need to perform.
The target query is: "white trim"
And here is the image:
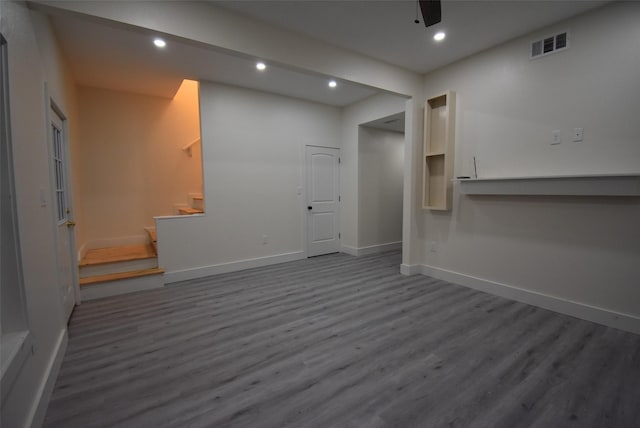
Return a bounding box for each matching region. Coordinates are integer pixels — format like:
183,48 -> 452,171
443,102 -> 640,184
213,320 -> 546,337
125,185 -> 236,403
400,263 -> 422,276
0,331 -> 32,404
420,264 -> 640,335
86,234 -> 148,250
340,245 -> 358,256
361,242 -> 399,255
164,251 -> 305,284
341,241 -> 402,257
27,329 -> 67,428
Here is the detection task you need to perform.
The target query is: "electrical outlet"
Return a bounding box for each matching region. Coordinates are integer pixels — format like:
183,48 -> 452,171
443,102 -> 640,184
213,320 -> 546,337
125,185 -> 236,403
572,128 -> 584,142
429,241 -> 438,253
551,130 -> 561,145
262,235 -> 268,245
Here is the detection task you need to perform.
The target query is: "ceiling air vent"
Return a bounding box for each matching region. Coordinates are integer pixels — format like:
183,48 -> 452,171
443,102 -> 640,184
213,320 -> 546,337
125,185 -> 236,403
530,31 -> 569,59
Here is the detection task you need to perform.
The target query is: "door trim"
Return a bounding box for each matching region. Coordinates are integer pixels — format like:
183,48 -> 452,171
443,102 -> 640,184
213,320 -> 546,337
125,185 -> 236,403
44,84 -> 81,314
304,145 -> 340,257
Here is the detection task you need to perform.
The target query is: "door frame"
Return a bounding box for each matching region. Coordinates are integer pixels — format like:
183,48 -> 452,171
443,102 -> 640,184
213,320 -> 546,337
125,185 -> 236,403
45,85 -> 81,313
303,144 -> 341,257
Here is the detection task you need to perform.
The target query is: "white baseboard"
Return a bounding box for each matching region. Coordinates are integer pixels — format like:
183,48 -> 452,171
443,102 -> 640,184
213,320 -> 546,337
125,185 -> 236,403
340,245 -> 358,256
341,241 -> 402,257
164,251 -> 306,284
357,241 -> 402,256
28,329 -> 67,428
81,273 -> 164,301
400,263 -> 422,276
420,264 -> 640,335
86,234 -> 148,250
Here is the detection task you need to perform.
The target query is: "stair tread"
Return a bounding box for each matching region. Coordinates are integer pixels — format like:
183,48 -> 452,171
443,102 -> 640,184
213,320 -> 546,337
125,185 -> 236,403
79,268 -> 164,287
178,207 -> 204,215
80,244 -> 157,267
192,196 -> 203,200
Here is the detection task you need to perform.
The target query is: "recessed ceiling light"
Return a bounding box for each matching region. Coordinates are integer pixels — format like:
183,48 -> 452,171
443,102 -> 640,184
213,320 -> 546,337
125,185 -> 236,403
153,38 -> 166,48
328,80 -> 337,88
434,32 -> 446,42
256,62 -> 266,71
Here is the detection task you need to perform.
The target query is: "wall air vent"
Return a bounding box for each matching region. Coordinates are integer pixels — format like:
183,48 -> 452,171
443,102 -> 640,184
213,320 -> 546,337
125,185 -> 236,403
530,31 -> 569,59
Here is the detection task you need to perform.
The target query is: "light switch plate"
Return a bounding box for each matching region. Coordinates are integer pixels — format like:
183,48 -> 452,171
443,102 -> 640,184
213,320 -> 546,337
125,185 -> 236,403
573,128 -> 584,142
40,188 -> 47,207
551,130 -> 561,145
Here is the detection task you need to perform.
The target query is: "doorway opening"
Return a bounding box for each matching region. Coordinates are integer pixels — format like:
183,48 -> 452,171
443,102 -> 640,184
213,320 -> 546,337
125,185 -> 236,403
356,111 -> 405,255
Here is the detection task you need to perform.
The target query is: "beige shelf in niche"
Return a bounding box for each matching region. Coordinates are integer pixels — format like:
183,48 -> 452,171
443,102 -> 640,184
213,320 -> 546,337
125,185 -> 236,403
423,91 -> 455,210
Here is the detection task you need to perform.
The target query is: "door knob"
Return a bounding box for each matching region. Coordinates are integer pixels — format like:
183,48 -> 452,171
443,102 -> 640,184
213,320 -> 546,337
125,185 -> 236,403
307,206 -> 312,210
66,220 -> 76,228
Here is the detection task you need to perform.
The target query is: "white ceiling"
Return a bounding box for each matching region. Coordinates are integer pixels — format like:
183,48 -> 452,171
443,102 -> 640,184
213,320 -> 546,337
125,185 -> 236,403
48,0 -> 608,105
213,0 -> 608,73
50,15 -> 379,105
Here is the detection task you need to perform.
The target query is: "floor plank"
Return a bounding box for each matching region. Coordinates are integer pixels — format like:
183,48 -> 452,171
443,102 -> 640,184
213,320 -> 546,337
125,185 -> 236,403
44,251 -> 640,427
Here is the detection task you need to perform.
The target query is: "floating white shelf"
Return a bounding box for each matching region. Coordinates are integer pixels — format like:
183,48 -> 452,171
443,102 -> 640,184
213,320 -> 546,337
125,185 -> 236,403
455,174 -> 640,196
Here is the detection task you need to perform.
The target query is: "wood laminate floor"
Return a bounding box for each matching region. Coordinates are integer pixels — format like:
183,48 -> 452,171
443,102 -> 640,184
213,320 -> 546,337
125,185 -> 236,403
44,251 -> 640,428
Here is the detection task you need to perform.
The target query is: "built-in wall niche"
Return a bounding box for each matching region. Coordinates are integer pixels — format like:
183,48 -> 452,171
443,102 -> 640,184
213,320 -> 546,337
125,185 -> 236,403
423,91 -> 455,210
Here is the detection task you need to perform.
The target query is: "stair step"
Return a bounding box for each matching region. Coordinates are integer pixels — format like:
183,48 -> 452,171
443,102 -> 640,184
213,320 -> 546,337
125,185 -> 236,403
80,258 -> 158,278
80,244 -> 156,267
192,196 -> 203,201
178,207 -> 204,215
80,268 -> 164,287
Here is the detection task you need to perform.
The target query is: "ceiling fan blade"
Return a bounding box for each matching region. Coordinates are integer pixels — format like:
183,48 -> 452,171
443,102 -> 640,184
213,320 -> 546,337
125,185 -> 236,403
419,0 -> 442,28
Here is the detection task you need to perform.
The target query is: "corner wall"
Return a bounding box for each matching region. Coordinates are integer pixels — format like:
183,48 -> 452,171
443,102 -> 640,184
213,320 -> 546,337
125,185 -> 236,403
157,82 -> 341,281
418,2 -> 640,330
1,4 -> 73,426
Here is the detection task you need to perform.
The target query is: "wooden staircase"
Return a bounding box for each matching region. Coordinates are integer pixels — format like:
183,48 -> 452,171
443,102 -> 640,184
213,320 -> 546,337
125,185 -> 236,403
178,207 -> 203,215
79,243 -> 164,300
177,193 -> 204,215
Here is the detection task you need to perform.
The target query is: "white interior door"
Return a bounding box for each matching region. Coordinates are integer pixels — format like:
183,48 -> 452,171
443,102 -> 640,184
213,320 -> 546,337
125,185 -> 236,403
50,107 -> 76,320
306,146 -> 340,257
